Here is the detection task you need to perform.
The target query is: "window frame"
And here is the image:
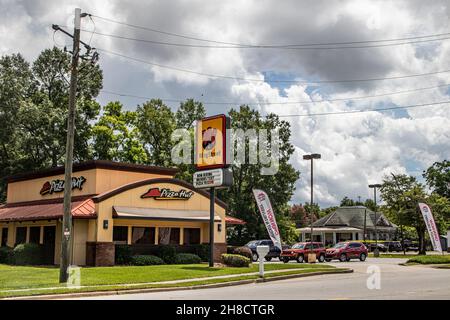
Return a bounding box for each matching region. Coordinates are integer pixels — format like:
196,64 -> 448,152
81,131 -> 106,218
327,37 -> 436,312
15,227 -> 27,245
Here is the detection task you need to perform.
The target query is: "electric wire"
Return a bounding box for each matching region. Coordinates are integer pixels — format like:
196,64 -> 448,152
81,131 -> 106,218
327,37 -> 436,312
89,14 -> 450,49
98,48 -> 450,84
99,82 -> 450,105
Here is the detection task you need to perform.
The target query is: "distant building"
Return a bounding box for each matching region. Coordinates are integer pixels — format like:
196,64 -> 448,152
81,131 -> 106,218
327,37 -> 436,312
297,206 -> 397,245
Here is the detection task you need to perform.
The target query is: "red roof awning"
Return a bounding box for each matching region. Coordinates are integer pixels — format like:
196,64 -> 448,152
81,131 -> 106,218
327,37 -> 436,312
0,199 -> 96,222
225,215 -> 246,225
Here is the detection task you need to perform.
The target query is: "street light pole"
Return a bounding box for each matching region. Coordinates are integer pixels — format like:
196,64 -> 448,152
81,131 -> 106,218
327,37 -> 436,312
303,153 -> 321,261
369,183 -> 382,257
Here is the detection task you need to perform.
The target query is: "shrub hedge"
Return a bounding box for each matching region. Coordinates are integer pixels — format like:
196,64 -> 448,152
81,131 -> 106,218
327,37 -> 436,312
233,246 -> 252,259
0,247 -> 13,264
115,245 -> 132,265
174,253 -> 202,264
192,244 -> 210,262
159,245 -> 177,264
11,243 -> 44,265
130,255 -> 165,266
221,254 -> 251,267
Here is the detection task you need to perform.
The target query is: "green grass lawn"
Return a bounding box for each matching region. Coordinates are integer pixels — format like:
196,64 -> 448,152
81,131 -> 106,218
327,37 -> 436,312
368,253 -> 417,259
0,262 -> 336,294
0,265 -> 350,298
405,255 -> 450,265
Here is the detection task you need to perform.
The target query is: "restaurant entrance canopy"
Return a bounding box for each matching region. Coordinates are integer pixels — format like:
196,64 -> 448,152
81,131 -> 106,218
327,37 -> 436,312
113,206 -> 221,222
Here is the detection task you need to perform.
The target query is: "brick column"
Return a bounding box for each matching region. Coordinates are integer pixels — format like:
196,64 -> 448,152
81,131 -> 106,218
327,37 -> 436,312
85,242 -> 115,266
214,243 -> 227,263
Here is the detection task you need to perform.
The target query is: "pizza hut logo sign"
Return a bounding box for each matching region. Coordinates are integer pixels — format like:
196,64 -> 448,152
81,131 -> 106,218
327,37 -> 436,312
202,127 -> 217,151
40,176 -> 86,195
141,187 -> 194,200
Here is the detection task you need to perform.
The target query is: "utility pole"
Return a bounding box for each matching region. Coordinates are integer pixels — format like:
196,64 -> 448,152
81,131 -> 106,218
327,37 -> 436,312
303,153 -> 321,261
59,8 -> 82,283
369,183 -> 382,257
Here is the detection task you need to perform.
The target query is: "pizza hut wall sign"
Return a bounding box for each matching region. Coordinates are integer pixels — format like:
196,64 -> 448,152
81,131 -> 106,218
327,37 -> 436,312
195,114 -> 231,170
141,188 -> 194,200
40,176 -> 86,196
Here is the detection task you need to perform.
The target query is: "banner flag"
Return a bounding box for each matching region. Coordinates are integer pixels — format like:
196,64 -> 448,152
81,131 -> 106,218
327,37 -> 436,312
252,189 -> 282,250
418,202 -> 442,252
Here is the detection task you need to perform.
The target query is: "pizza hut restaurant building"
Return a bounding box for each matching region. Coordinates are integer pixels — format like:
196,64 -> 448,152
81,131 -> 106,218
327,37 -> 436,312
0,161 -> 242,266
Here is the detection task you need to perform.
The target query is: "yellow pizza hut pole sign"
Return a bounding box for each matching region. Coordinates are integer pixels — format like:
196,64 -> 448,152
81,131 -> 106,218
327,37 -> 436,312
195,114 -> 231,170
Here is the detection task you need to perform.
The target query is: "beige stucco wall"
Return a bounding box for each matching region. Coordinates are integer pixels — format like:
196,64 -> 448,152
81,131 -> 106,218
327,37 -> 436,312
72,219 -> 88,266
7,169 -> 97,203
6,168 -> 174,204
96,182 -> 226,244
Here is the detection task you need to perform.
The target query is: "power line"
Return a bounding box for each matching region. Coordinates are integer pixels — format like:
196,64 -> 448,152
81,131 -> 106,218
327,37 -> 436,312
72,28 -> 450,50
276,100 -> 450,118
89,13 -> 450,48
98,48 -> 450,84
99,82 -> 450,105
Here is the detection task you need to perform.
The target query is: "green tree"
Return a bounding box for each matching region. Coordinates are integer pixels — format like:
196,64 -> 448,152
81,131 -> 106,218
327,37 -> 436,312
423,160 -> 450,199
136,99 -> 176,167
0,53 -> 33,201
173,99 -> 206,183
0,48 -> 102,200
220,106 -> 300,245
92,101 -> 147,163
340,196 -> 355,206
17,47 -> 101,168
175,99 -> 205,130
380,173 -> 450,254
319,205 -> 338,218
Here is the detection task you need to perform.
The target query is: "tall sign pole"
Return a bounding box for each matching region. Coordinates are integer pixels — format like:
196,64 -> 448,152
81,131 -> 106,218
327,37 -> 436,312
60,8 -> 81,283
368,183 -> 381,257
194,115 -> 232,267
209,187 -> 215,267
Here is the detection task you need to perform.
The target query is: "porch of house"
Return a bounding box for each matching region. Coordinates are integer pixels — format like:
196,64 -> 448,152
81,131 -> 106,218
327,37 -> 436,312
297,227 -> 363,246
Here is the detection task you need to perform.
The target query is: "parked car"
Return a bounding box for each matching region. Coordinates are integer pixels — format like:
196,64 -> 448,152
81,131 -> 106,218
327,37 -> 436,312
244,240 -> 284,262
367,242 -> 388,252
384,241 -> 402,252
403,240 -> 419,252
325,242 -> 368,262
280,242 -> 327,263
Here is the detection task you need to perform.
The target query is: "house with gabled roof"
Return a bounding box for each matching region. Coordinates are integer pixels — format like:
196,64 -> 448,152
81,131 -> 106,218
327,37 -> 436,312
297,206 -> 397,245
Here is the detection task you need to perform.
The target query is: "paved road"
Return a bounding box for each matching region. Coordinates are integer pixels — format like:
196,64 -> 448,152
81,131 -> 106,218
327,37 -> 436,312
68,258 -> 450,300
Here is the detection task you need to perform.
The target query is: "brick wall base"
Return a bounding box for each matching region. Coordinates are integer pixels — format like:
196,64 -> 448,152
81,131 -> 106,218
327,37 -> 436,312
86,242 -> 115,266
214,243 -> 227,263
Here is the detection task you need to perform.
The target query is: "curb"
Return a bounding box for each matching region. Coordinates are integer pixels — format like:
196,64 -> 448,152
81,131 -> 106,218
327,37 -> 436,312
4,268 -> 353,300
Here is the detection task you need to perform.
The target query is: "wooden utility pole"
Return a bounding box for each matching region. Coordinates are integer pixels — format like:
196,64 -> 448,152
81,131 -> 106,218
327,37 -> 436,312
59,8 -> 81,283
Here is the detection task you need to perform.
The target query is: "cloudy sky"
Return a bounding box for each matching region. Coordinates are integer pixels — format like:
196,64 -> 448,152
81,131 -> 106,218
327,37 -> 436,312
1,0 -> 450,207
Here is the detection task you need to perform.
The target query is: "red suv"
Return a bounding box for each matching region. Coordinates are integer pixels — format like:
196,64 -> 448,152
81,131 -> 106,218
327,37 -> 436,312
325,242 -> 368,262
280,242 -> 326,263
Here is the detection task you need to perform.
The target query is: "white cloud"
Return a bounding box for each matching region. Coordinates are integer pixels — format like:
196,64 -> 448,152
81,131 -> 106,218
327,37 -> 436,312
1,0 -> 449,207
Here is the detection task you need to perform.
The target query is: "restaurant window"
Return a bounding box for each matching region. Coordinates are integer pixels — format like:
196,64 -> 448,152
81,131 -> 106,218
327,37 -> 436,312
183,228 -> 200,245
132,227 -> 155,244
113,226 -> 129,244
158,227 -> 180,245
1,228 -> 8,247
15,227 -> 27,245
29,227 -> 41,244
